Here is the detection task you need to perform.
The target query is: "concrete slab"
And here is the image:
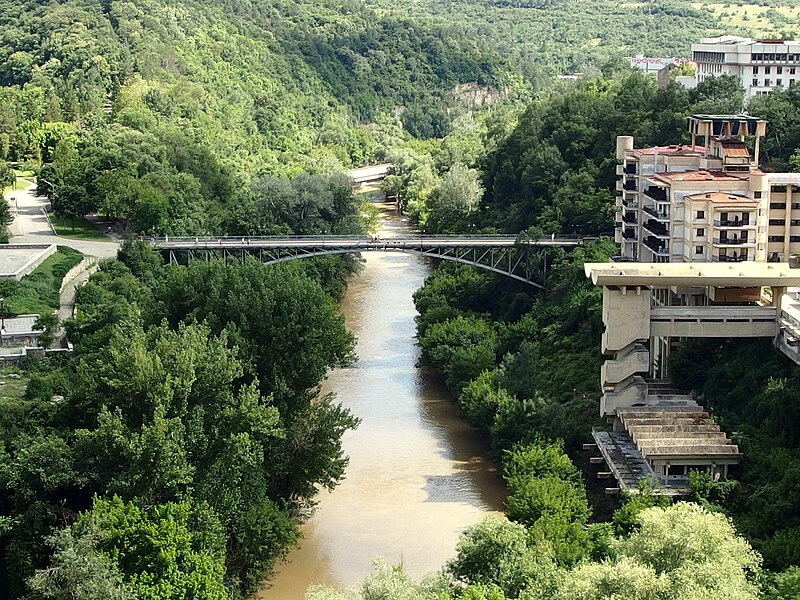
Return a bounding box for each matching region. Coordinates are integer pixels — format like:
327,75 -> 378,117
0,244 -> 56,280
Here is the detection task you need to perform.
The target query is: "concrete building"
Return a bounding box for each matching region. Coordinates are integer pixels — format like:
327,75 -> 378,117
616,114 -> 800,264
692,35 -> 800,99
585,262 -> 800,493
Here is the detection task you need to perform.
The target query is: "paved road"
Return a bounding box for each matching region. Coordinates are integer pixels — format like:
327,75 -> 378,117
6,183 -> 119,259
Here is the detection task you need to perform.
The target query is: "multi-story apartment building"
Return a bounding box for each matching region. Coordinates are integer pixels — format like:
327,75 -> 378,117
615,114 -> 800,264
692,35 -> 800,99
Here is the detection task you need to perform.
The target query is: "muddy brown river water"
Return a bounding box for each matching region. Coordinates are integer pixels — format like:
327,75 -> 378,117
260,207 -> 506,599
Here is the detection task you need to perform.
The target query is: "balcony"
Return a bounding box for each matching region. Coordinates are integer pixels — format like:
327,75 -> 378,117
643,237 -> 668,256
643,219 -> 669,237
714,218 -> 752,228
622,228 -> 637,240
624,164 -> 637,175
644,187 -> 668,203
642,205 -> 669,221
713,254 -> 748,262
623,180 -> 637,191
623,213 -> 637,224
713,236 -> 752,246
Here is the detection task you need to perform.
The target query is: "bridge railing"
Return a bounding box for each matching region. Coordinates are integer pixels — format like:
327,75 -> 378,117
147,234 -> 588,245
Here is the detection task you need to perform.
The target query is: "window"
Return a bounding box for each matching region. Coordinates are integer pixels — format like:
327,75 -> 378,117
753,78 -> 759,87
769,236 -> 785,242
778,66 -> 783,74
695,246 -> 704,255
772,185 -> 788,193
753,66 -> 759,74
769,219 -> 785,226
792,67 -> 797,75
771,203 -> 787,210
696,210 -> 705,220
755,191 -> 763,199
765,79 -> 772,86
791,219 -> 800,226
667,464 -> 686,476
696,228 -> 705,237
792,236 -> 800,243
766,66 -> 772,74
778,79 -> 783,87
793,203 -> 800,210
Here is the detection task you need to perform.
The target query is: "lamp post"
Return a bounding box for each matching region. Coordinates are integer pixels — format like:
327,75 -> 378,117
39,177 -> 56,199
0,296 -> 5,347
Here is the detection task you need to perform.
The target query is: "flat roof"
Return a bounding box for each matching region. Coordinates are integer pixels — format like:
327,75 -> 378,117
690,114 -> 766,122
767,173 -> 800,184
0,244 -> 57,280
585,261 -> 800,287
684,192 -> 756,204
695,37 -> 800,47
635,144 -> 704,156
654,170 -> 749,182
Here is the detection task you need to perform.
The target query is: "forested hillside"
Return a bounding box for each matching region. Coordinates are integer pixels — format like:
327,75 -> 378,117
0,0 -> 513,234
367,0 -> 799,83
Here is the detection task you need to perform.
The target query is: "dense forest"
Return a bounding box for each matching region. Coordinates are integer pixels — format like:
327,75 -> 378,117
3,0 -> 800,597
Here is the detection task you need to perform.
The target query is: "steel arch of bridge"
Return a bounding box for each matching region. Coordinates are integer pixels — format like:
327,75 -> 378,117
152,235 -> 587,288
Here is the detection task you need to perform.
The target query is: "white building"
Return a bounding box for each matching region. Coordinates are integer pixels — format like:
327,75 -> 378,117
692,35 -> 800,99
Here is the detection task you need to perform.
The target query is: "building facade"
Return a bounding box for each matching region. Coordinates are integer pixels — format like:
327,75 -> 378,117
616,114 -> 800,264
692,35 -> 800,99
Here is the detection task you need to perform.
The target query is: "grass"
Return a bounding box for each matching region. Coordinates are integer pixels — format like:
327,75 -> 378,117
2,169 -> 36,196
48,212 -> 109,241
0,367 -> 29,406
0,246 -> 84,316
0,367 -> 32,441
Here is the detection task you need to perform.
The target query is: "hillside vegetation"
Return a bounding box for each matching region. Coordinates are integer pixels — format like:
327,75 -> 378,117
2,0 -> 800,598
367,0 -> 799,83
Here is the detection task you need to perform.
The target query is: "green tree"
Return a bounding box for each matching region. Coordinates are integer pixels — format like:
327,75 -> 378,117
51,183 -> 91,232
306,558 -> 451,600
0,160 -> 13,189
32,312 -> 60,350
425,163 -> 483,234
767,567 -> 800,600
27,519 -> 135,600
447,515 -> 559,599
418,315 -> 499,392
689,74 -> 745,115
70,497 -> 228,600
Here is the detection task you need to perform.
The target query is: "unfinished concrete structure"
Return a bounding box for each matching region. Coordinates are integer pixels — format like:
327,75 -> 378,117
585,262 -> 800,494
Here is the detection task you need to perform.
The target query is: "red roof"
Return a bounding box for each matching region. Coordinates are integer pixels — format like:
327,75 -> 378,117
685,192 -> 757,204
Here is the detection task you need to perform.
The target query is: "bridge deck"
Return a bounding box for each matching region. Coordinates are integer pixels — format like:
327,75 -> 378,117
151,235 -> 584,250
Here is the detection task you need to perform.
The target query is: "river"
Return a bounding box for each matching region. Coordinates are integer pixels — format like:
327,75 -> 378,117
260,206 -> 506,599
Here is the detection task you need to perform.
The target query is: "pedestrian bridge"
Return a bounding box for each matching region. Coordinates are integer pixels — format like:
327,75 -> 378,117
151,235 -> 586,288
